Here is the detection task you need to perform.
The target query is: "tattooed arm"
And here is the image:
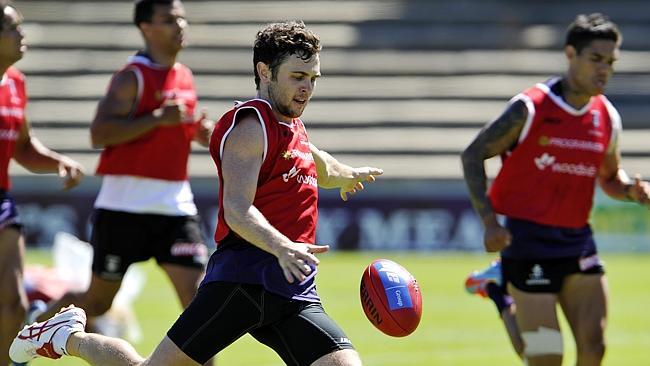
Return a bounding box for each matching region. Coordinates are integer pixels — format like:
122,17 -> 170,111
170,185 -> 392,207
460,99 -> 528,252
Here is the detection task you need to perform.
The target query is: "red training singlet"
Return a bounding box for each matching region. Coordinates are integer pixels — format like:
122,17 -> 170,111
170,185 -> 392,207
95,55 -> 198,181
489,77 -> 619,228
210,99 -> 319,244
0,67 -> 27,190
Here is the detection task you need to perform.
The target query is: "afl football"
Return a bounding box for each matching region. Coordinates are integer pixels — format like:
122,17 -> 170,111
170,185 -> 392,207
360,259 -> 422,337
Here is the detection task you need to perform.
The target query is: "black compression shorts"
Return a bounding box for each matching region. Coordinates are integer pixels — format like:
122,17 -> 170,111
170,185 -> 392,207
167,281 -> 355,365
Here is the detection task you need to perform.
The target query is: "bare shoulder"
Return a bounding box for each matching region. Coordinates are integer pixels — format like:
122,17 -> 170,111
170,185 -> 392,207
106,69 -> 138,97
495,99 -> 529,128
470,99 -> 529,156
94,69 -> 139,119
234,108 -> 260,125
224,109 -> 264,158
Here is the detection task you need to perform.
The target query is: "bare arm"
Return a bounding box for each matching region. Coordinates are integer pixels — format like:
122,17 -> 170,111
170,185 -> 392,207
13,119 -> 84,190
461,100 -> 528,224
90,70 -> 184,148
310,143 -> 383,201
221,112 -> 328,283
598,139 -> 650,205
460,99 -> 528,251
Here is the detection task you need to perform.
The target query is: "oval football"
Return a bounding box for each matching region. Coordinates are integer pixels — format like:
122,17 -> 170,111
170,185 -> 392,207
359,259 -> 422,337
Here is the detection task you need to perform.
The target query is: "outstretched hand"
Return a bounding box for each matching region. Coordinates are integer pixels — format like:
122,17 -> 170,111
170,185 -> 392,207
58,157 -> 84,190
276,242 -> 329,283
628,174 -> 650,206
339,167 -> 383,201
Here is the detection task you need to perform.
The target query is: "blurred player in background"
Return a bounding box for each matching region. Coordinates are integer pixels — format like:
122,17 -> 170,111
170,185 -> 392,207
24,232 -> 145,344
461,13 -> 650,366
0,1 -> 84,365
32,0 -> 212,356
11,20 -> 382,366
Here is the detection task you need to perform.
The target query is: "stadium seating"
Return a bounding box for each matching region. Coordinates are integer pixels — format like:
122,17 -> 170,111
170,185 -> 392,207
12,0 -> 650,179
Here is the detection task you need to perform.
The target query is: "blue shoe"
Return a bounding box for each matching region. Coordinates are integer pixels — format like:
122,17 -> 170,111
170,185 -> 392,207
465,260 -> 502,298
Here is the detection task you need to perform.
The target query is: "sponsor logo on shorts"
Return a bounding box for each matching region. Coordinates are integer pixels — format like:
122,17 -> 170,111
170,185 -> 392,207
170,242 -> 208,258
336,337 -> 351,346
579,254 -> 603,271
105,255 -> 121,273
526,264 -> 551,286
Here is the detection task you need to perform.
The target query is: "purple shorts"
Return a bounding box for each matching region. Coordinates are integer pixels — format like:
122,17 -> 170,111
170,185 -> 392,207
502,217 -> 597,259
0,191 -> 22,232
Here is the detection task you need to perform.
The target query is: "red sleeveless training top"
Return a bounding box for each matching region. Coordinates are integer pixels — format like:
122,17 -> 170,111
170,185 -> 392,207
96,55 -> 198,181
210,99 -> 319,244
0,67 -> 27,190
489,78 -> 618,228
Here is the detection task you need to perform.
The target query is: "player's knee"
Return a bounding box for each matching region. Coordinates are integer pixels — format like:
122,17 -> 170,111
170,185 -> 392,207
576,330 -> 605,361
579,342 -> 605,361
521,326 -> 563,358
311,349 -> 362,366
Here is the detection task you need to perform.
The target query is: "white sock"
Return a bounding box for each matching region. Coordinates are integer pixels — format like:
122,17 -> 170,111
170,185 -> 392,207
52,326 -> 80,355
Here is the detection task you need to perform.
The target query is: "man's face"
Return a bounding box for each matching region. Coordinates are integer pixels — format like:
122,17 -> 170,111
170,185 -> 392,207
143,1 -> 187,54
267,53 -> 321,121
567,39 -> 619,96
0,6 -> 25,65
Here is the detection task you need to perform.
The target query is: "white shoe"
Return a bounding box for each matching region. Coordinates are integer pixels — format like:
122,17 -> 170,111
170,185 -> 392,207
9,305 -> 87,363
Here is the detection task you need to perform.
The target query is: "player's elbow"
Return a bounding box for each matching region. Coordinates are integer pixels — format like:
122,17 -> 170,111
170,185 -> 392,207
90,123 -> 108,148
222,199 -> 247,227
12,143 -> 40,173
460,146 -> 476,167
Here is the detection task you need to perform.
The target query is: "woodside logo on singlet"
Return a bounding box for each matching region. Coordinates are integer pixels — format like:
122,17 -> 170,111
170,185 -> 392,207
282,165 -> 317,187
0,128 -> 19,141
0,107 -> 22,120
534,152 -> 597,177
280,149 -> 317,187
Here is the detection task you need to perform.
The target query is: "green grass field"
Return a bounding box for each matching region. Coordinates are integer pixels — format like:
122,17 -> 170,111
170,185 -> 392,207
25,250 -> 650,366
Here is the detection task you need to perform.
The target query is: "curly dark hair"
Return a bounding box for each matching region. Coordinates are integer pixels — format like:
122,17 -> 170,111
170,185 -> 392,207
0,1 -> 19,32
134,0 -> 175,27
253,21 -> 321,90
565,13 -> 621,54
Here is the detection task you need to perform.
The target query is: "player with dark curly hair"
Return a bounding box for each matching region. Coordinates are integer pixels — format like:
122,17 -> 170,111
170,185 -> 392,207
11,20 -> 382,366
